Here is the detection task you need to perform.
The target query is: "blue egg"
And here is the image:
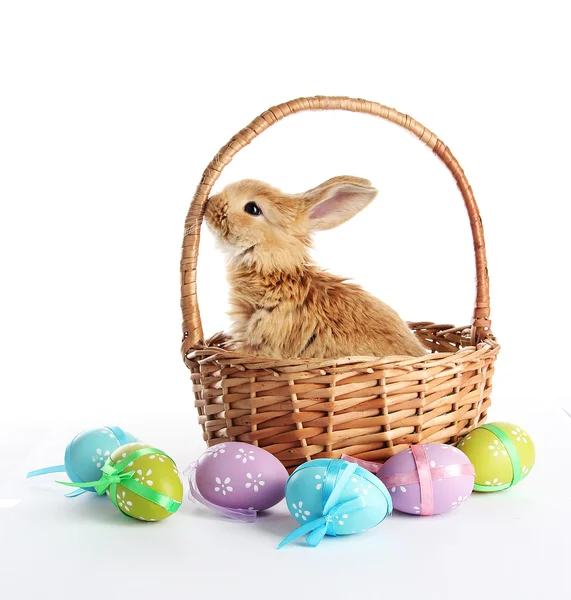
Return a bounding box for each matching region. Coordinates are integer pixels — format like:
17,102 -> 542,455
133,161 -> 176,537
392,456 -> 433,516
64,426 -> 137,491
279,458 -> 392,548
27,426 -> 137,495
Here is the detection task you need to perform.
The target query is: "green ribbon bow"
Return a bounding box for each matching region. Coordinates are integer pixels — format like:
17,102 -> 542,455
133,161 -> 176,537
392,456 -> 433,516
57,446 -> 181,514
91,462 -> 136,495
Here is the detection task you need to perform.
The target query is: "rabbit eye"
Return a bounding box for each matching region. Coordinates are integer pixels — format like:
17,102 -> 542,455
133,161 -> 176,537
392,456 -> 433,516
244,202 -> 262,216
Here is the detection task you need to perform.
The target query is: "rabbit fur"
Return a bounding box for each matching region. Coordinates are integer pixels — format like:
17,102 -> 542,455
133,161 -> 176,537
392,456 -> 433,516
204,176 -> 426,360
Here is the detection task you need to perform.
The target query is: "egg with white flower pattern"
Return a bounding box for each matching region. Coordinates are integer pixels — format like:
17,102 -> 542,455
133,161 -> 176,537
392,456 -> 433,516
107,443 -> 183,521
64,426 -> 138,490
194,442 -> 288,511
377,443 -> 475,515
283,458 -> 392,545
457,422 -> 535,492
26,426 -> 138,494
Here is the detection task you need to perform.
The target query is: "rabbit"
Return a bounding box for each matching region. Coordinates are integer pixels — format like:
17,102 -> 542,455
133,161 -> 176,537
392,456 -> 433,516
204,176 -> 427,360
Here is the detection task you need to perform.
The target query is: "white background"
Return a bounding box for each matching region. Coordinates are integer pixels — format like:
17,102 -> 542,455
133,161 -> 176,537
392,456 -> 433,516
1,2 -> 569,599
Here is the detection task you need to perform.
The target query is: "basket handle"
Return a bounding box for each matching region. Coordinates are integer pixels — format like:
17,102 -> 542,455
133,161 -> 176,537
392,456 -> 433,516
180,96 -> 492,355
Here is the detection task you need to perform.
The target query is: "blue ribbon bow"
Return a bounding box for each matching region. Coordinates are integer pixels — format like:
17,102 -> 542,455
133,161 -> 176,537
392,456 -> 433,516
26,425 -> 131,497
278,461 -> 367,549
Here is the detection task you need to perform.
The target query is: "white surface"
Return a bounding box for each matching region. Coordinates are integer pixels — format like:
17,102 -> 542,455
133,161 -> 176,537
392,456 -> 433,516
1,399 -> 570,600
1,2 -> 570,599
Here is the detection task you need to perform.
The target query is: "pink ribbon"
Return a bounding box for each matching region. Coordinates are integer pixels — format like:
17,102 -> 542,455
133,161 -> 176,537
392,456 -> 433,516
184,461 -> 257,523
411,444 -> 434,516
379,463 -> 475,489
340,454 -> 382,474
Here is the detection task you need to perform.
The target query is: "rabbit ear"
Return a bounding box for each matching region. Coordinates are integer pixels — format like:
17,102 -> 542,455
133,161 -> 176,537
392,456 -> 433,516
300,176 -> 378,231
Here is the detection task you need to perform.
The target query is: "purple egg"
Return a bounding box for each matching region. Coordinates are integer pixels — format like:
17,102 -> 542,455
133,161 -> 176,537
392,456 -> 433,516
377,443 -> 475,515
195,442 -> 288,511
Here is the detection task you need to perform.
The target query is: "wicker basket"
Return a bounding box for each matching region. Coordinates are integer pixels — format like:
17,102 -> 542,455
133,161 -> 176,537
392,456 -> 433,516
180,96 -> 499,472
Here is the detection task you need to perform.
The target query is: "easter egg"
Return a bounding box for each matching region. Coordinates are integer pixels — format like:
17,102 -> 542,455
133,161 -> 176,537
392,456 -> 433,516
65,426 -> 137,489
194,442 -> 288,512
27,425 -> 137,495
457,422 -> 535,492
106,442 -> 183,521
279,458 -> 392,548
377,443 -> 475,515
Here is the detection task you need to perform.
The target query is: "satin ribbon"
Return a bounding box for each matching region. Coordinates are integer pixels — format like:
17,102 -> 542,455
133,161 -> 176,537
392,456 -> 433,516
379,463 -> 475,488
321,458 -> 345,500
105,426 -> 131,446
412,444 -> 433,516
279,461 -> 367,549
57,447 -> 181,513
26,425 -> 132,498
27,464 -> 80,498
26,465 -> 66,478
340,454 -> 382,474
473,424 -> 521,492
63,488 -> 90,498
184,461 -> 257,523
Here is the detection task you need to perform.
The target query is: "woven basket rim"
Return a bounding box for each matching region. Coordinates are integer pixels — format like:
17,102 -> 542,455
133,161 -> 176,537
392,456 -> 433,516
184,324 -> 500,373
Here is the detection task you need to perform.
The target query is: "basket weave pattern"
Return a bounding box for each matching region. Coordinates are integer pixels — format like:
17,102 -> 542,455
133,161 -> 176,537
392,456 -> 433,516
180,96 -> 499,471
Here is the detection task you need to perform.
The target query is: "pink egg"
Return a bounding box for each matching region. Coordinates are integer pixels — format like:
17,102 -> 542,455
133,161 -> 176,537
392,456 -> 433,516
377,443 -> 475,515
195,442 -> 288,511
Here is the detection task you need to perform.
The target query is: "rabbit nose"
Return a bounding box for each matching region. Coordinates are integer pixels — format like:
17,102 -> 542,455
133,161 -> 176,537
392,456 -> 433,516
205,198 -> 228,235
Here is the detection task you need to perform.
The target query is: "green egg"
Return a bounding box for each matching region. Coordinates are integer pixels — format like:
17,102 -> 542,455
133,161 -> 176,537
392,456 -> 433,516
106,442 -> 183,521
457,422 -> 535,492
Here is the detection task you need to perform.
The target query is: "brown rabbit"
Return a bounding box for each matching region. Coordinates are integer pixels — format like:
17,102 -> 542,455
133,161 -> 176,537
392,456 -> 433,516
204,176 -> 426,359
